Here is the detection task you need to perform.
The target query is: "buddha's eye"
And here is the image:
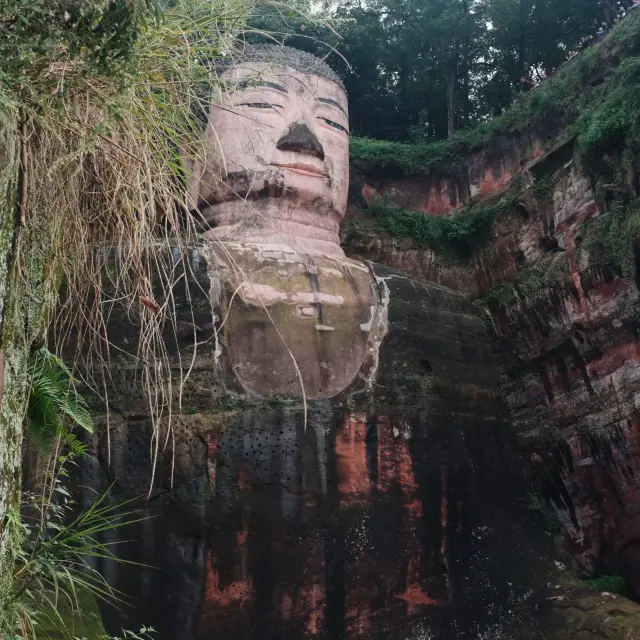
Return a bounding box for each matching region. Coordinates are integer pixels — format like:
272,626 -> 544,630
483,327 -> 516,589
238,102 -> 281,110
321,117 -> 348,134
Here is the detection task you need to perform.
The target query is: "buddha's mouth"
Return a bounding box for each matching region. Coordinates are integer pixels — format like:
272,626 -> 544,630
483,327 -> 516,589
271,162 -> 327,178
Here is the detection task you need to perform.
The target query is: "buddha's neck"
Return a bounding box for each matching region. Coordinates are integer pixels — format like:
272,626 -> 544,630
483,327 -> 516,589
201,199 -> 346,258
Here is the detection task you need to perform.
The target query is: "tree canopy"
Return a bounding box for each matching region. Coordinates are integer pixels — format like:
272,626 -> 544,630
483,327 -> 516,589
248,0 -> 638,141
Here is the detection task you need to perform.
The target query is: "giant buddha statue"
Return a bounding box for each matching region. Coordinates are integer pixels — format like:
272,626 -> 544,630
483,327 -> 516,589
186,46 -> 380,400
86,46 -> 633,640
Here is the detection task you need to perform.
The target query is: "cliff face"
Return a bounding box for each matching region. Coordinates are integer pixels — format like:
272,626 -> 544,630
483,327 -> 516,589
81,246 -> 611,640
343,11 -> 640,599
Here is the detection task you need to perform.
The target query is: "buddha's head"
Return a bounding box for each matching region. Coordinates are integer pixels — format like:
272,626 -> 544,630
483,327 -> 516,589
189,45 -> 349,256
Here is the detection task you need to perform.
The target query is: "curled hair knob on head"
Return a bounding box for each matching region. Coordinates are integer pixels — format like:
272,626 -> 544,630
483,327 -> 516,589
218,44 -> 346,94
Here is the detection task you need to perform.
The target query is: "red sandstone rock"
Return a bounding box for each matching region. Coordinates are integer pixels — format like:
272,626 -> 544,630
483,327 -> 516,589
345,134 -> 640,602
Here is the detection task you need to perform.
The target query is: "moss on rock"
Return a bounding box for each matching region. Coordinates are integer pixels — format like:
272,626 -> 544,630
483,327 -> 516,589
0,101 -> 21,625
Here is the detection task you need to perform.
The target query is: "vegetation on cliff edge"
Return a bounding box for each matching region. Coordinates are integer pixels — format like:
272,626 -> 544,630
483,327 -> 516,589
350,8 -> 640,176
350,8 -> 640,304
363,190 -> 520,259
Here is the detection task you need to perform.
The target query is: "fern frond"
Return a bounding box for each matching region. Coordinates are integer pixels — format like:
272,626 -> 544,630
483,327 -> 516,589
27,347 -> 94,452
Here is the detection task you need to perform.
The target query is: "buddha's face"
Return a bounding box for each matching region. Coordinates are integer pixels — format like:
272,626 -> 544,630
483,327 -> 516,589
191,59 -> 350,251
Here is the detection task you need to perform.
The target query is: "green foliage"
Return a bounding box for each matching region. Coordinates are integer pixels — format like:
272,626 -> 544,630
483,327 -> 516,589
484,282 -> 519,308
580,202 -> 640,278
351,129 -> 487,175
245,0 -> 342,55
576,57 -> 640,184
368,191 -> 519,259
0,0 -> 262,634
583,575 -> 629,597
27,347 -> 94,453
476,256 -> 572,311
9,489 -> 146,638
324,0 -> 638,141
543,513 -> 562,536
532,176 -> 555,205
0,0 -> 162,96
1,420 -> 149,639
350,8 -> 640,175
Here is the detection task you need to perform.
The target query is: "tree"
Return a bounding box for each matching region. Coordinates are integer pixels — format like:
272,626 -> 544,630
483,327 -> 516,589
301,0 -> 638,142
327,0 -> 488,140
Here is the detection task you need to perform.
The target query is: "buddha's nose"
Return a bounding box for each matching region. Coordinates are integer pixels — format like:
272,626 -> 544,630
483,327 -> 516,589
276,121 -> 325,161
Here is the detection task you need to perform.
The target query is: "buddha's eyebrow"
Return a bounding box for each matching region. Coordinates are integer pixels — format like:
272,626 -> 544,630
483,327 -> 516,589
256,81 -> 288,93
317,97 -> 347,116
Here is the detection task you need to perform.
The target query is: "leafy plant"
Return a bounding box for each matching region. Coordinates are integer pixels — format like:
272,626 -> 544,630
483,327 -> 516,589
0,345 -> 146,637
579,201 -> 640,278
366,190 -> 519,259
26,347 -> 94,453
3,425 -> 148,639
576,57 -> 640,188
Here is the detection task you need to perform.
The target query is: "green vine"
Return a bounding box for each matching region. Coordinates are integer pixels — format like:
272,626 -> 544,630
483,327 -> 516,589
579,201 -> 640,278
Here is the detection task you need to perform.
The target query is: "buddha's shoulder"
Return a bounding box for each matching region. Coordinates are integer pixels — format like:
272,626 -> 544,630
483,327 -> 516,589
360,262 -> 478,318
366,262 -> 501,400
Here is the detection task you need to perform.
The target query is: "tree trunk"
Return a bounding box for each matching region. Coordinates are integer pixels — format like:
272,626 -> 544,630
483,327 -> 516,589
461,0 -> 472,127
446,67 -> 456,138
604,1 -> 614,27
0,106 -> 24,623
516,0 -> 530,91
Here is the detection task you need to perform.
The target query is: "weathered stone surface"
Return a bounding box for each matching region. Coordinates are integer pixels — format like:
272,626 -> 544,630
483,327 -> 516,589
81,248 -> 575,640
67,44 -> 640,640
204,242 -> 382,399
344,131 -> 640,602
351,128 -> 548,216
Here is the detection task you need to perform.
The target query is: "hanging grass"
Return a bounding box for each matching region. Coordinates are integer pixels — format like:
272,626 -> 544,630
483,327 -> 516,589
0,0 -> 265,496
0,0 -> 315,635
0,1 -> 339,635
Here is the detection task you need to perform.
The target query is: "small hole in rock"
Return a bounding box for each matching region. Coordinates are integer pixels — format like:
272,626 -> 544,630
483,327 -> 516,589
420,359 -> 433,373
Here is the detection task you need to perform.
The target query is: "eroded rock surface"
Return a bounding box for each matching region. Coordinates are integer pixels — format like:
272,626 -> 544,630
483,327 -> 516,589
345,132 -> 640,602
82,247 -> 589,640
69,43 -> 640,640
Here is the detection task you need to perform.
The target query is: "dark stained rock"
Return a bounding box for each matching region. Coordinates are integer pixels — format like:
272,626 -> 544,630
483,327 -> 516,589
74,247 -> 640,640
343,132 -> 640,600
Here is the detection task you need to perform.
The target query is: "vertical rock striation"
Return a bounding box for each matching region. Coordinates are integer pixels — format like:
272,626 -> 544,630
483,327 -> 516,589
344,117 -> 640,599
85,244 -> 582,640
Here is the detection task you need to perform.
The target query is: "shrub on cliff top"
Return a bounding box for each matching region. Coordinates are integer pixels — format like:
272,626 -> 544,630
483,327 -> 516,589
584,575 -> 629,597
350,127 -> 489,175
576,57 -> 640,183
